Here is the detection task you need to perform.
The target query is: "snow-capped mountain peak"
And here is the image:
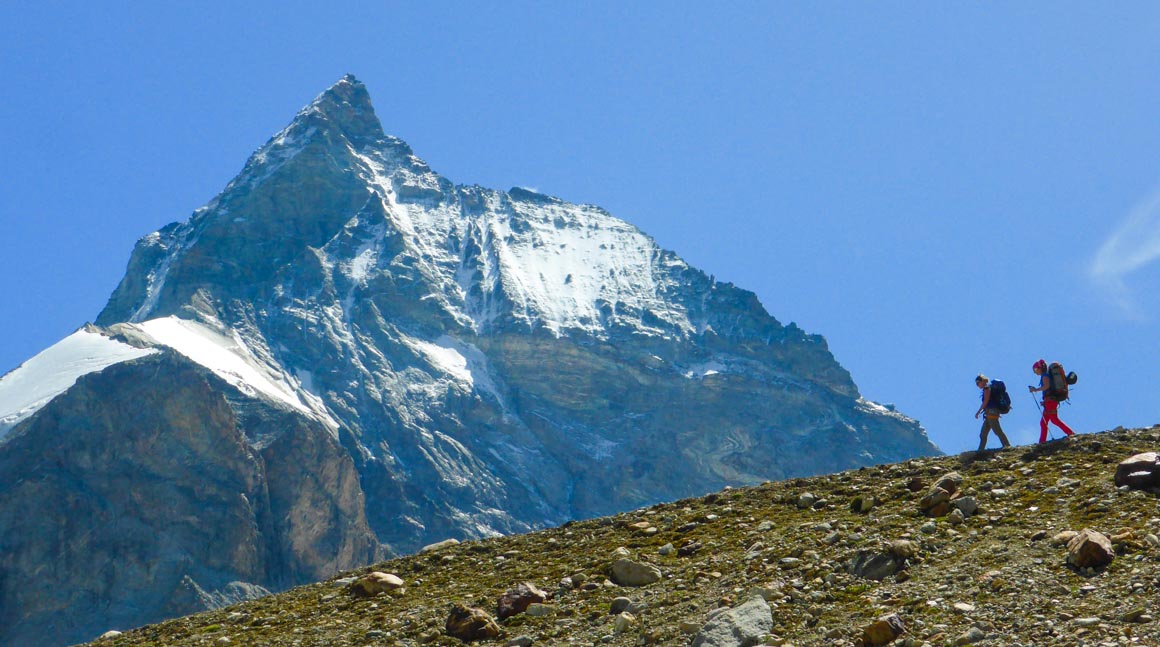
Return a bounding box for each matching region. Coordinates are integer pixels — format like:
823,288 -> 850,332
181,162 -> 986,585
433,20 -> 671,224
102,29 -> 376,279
2,75 -> 938,647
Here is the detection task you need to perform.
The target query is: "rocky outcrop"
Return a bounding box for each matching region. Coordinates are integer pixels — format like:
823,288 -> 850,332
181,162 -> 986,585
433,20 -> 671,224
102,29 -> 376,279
0,353 -> 381,647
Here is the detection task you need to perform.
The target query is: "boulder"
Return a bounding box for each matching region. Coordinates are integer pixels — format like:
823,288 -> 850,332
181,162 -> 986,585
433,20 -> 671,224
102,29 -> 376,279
932,472 -> 963,495
422,539 -> 461,553
1114,452 -> 1160,490
496,582 -> 548,620
347,572 -> 404,598
918,471 -> 963,517
691,596 -> 773,647
611,558 -> 661,586
1066,528 -> 1115,569
445,604 -> 501,642
848,550 -> 906,581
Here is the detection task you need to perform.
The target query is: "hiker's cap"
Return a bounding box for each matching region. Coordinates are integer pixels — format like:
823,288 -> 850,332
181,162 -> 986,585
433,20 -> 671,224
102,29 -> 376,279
1033,359 -> 1047,372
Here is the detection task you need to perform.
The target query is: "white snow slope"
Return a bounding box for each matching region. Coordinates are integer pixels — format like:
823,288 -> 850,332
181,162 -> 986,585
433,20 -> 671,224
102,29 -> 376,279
0,328 -> 157,440
0,316 -> 337,442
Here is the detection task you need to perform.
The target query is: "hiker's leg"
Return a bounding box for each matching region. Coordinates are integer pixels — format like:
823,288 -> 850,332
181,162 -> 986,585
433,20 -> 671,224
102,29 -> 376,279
1042,400 -> 1074,437
1052,415 -> 1075,436
1038,414 -> 1049,443
990,416 -> 1011,448
978,419 -> 992,452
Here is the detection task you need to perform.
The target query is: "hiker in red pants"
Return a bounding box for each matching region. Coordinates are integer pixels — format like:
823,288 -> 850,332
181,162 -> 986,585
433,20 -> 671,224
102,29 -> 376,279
1029,359 -> 1075,442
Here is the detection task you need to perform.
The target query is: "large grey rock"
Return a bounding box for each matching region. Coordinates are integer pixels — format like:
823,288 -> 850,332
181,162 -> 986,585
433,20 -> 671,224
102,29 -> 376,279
611,558 -> 662,587
848,550 -> 907,581
691,596 -> 773,647
1115,452 -> 1160,490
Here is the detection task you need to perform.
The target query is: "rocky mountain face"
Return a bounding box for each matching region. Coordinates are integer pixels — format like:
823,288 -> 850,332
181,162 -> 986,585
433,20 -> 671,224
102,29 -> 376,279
0,75 -> 937,646
81,426 -> 1160,646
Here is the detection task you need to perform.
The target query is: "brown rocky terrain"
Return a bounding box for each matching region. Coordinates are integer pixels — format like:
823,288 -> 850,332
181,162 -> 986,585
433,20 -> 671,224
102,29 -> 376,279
83,424 -> 1160,647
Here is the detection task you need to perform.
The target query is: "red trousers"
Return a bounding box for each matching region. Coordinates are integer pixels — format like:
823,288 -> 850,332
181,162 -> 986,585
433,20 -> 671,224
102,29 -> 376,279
1039,399 -> 1075,442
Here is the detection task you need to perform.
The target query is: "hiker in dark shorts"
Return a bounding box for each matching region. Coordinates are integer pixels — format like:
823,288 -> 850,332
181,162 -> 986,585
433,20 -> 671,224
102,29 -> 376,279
974,374 -> 1011,452
1030,359 -> 1075,442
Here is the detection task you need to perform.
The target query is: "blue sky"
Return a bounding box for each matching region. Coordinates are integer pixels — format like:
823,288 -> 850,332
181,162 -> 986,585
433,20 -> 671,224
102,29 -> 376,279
2,2 -> 1158,454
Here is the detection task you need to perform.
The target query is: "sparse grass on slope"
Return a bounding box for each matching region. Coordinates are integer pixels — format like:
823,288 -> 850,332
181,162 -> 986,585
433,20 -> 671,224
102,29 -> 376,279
86,425 -> 1160,647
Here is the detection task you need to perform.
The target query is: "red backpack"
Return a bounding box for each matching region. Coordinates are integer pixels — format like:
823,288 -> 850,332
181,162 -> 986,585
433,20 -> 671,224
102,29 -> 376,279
1046,362 -> 1078,401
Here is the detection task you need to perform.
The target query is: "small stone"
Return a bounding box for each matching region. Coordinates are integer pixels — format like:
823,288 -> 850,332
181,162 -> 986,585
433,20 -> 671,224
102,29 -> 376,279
497,582 -> 548,619
920,521 -> 937,534
1121,608 -> 1148,623
678,541 -> 702,557
954,626 -> 986,645
860,613 -> 905,646
658,543 -> 675,556
613,612 -> 636,633
889,540 -> 920,559
1074,617 -> 1101,627
748,582 -> 784,601
610,597 -> 632,614
951,496 -> 979,517
506,637 -> 534,647
850,495 -> 876,513
953,602 -> 976,613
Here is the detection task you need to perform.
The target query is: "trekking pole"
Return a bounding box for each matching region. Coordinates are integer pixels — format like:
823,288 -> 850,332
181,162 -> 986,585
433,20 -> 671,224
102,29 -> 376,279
1029,390 -> 1055,441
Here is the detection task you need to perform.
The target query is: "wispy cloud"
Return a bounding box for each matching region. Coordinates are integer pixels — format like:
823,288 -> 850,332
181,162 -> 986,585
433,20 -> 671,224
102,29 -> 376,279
1089,187 -> 1160,316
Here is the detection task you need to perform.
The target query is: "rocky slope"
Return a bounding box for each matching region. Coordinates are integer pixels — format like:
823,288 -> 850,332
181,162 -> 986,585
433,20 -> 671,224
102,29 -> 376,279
82,425 -> 1160,647
1,75 -> 938,646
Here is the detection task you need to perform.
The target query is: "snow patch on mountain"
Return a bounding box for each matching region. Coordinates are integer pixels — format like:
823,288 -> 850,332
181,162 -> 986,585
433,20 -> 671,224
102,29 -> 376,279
684,360 -> 727,379
134,317 -> 334,427
0,328 -> 157,440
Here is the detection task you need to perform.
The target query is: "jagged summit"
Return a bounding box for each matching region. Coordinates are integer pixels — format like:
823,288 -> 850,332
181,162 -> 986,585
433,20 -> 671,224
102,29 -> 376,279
293,74 -> 386,149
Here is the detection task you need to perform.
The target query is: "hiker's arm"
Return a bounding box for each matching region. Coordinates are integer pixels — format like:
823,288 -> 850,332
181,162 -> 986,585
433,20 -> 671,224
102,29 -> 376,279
975,388 -> 989,417
1029,375 -> 1047,393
